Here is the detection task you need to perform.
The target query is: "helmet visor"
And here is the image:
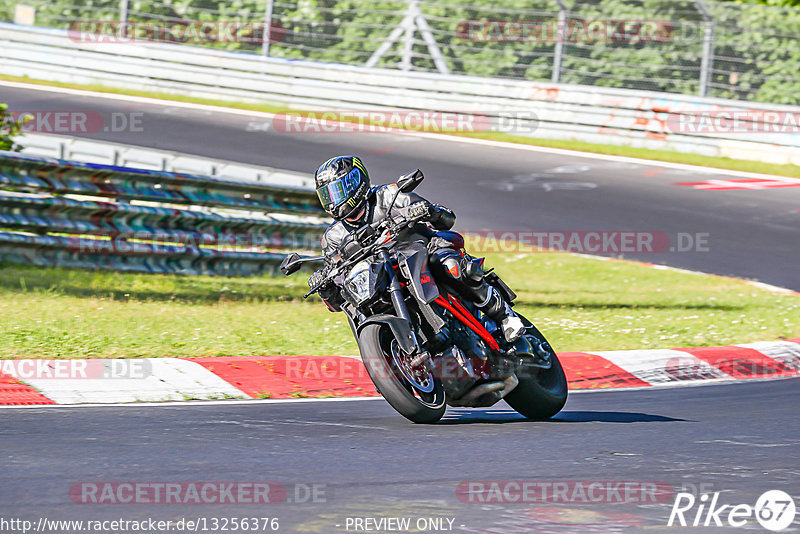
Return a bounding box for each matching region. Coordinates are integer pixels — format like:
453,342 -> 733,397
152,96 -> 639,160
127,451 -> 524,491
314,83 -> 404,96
316,168 -> 362,208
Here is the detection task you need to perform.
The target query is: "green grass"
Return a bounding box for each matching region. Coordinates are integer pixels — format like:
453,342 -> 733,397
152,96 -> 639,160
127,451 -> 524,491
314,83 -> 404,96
0,253 -> 797,359
3,74 -> 800,178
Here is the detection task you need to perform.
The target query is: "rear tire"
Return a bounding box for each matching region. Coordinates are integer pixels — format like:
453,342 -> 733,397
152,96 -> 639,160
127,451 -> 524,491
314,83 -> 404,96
358,324 -> 446,424
504,323 -> 568,420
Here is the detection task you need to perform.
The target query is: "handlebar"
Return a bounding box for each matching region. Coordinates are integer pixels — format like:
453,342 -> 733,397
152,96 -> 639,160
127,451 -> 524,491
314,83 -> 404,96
303,212 -> 424,298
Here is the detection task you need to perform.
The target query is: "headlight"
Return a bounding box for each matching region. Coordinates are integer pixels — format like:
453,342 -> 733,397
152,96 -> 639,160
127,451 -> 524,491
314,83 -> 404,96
346,261 -> 373,304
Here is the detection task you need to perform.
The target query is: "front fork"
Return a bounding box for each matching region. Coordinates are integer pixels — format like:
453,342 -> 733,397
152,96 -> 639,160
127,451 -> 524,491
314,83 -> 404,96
381,249 -> 412,325
380,249 -> 425,361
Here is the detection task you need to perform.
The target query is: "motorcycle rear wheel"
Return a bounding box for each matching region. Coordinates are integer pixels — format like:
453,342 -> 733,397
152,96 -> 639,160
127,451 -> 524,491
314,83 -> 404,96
503,323 -> 568,419
358,324 -> 446,424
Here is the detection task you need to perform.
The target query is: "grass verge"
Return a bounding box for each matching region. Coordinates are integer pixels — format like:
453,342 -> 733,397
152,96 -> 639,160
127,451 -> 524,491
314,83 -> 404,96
0,253 -> 797,359
2,74 -> 799,178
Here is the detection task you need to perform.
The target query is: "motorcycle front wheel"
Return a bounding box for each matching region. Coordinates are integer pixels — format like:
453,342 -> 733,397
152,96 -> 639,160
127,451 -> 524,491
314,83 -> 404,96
358,323 -> 446,424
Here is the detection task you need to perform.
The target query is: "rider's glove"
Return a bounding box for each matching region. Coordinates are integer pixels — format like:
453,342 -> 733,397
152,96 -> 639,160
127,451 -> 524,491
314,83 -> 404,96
308,269 -> 328,290
407,201 -> 456,230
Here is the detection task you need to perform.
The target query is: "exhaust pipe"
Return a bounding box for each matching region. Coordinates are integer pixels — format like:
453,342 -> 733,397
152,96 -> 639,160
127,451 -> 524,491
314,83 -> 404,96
448,375 -> 519,407
498,374 -> 519,398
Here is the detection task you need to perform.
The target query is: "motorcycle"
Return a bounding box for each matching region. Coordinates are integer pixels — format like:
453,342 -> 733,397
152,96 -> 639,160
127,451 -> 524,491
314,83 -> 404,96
281,170 -> 568,423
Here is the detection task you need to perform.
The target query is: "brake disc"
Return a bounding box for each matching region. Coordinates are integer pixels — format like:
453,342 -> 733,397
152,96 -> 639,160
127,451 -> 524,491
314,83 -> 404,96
390,339 -> 435,393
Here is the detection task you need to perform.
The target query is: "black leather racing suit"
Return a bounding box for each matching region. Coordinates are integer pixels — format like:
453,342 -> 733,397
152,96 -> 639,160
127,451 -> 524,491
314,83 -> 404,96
317,184 -> 507,319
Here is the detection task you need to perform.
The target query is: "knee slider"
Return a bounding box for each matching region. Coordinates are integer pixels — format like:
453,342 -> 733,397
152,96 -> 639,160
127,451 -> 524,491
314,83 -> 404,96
464,256 -> 488,283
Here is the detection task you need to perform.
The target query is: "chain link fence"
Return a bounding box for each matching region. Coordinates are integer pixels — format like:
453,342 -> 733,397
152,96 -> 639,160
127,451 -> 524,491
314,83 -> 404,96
1,0 -> 798,104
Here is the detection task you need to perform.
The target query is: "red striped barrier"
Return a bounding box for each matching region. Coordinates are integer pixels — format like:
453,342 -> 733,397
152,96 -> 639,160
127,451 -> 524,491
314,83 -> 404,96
1,339 -> 797,405
0,371 -> 56,405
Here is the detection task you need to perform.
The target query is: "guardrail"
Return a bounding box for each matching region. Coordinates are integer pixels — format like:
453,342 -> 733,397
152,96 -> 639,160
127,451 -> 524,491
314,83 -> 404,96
1,23 -> 797,166
18,133 -> 315,189
0,150 -> 327,276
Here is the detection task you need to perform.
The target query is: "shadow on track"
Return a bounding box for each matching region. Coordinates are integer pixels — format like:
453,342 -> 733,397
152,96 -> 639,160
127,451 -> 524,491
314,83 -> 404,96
553,410 -> 690,423
438,409 -> 688,425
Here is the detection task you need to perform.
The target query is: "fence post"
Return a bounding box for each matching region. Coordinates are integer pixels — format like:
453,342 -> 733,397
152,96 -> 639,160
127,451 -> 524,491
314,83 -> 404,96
262,0 -> 275,57
400,0 -> 415,71
551,0 -> 568,83
414,2 -> 450,74
367,21 -> 407,68
119,0 -> 129,38
367,0 -> 448,74
694,0 -> 715,97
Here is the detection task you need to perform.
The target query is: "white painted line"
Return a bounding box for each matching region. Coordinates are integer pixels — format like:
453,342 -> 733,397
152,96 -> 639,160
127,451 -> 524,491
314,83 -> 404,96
0,395 -> 384,409
411,133 -> 800,183
568,374 -> 799,393
6,358 -> 247,404
0,80 -> 271,118
2,80 -> 798,183
569,254 -> 799,296
746,281 -> 799,295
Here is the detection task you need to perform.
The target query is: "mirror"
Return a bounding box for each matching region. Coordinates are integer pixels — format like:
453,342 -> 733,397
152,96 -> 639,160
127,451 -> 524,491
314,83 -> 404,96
280,252 -> 303,276
397,169 -> 424,193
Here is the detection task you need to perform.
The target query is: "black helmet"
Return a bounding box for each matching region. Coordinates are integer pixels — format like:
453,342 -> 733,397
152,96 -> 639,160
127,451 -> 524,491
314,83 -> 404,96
314,155 -> 370,220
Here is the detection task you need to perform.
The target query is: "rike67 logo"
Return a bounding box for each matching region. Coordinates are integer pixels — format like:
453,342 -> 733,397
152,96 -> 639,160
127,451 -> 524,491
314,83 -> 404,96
668,490 -> 796,531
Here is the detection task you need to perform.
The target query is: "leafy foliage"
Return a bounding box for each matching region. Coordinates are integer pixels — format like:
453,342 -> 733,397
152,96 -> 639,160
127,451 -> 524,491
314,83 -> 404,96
1,0 -> 798,104
0,103 -> 25,152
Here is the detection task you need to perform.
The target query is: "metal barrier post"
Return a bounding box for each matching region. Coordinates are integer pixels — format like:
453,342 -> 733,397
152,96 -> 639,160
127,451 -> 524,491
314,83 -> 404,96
551,0 -> 568,84
400,0 -> 415,71
262,0 -> 275,57
120,0 -> 129,38
694,0 -> 715,97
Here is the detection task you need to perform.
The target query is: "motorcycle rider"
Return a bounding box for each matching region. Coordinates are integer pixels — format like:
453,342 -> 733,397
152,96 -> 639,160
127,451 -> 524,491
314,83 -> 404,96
310,155 -> 524,343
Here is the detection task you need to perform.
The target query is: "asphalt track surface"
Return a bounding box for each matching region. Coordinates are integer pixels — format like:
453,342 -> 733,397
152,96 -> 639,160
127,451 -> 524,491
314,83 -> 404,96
1,84 -> 799,533
1,83 -> 799,290
2,379 -> 799,533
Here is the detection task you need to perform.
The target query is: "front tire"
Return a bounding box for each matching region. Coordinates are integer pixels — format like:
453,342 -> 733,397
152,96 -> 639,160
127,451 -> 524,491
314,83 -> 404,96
358,324 -> 446,424
504,323 -> 568,419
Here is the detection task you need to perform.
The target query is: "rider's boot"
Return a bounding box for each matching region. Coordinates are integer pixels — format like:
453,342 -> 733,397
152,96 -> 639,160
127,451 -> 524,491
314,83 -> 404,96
431,249 -> 524,343
476,285 -> 524,343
